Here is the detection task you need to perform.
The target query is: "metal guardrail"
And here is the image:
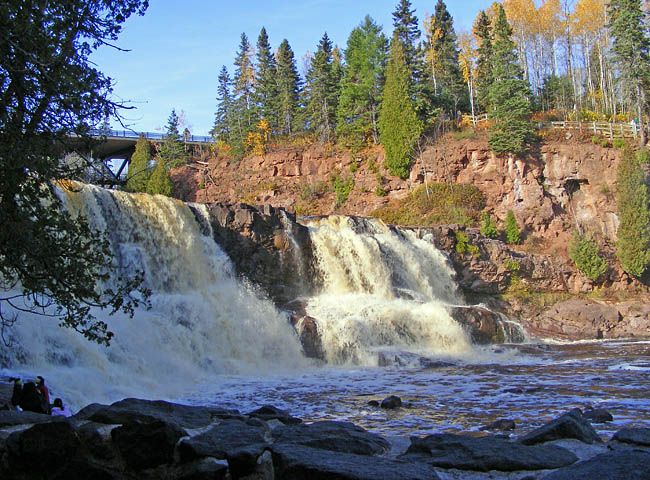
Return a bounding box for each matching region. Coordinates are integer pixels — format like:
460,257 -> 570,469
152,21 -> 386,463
89,128 -> 214,143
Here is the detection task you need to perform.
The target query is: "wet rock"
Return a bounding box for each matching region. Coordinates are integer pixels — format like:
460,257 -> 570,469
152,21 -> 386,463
89,398 -> 241,429
518,409 -> 603,445
480,419 -> 516,431
503,387 -> 524,394
272,421 -> 390,455
449,306 -> 515,344
0,409 -> 68,427
5,420 -> 81,476
404,433 -> 577,472
582,407 -> 613,423
290,314 -> 324,360
178,419 -> 268,469
611,427 -> 650,447
111,420 -> 187,471
540,450 -> 650,479
72,402 -> 108,420
76,422 -> 119,462
380,395 -> 402,409
367,400 -> 379,407
177,459 -> 229,480
271,443 -> 440,480
246,404 -> 302,425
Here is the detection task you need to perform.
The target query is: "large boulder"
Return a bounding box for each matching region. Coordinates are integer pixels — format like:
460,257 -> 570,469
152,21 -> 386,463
404,433 -> 577,472
5,420 -> 81,476
540,450 -> 650,480
0,409 -> 68,428
271,421 -> 389,456
110,420 -> 187,471
448,305 -> 525,344
87,398 -> 241,429
246,405 -> 302,425
518,410 -> 603,445
611,427 -> 650,447
271,443 -> 440,480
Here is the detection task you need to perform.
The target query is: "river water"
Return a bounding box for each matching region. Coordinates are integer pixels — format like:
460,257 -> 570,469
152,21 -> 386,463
1,184 -> 648,441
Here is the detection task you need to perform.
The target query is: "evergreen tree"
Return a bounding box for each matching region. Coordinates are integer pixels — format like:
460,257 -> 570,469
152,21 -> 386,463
473,10 -> 493,114
231,32 -> 256,156
392,0 -> 421,72
304,33 -> 339,142
211,66 -> 233,142
424,0 -> 466,113
480,211 -> 499,238
378,35 -> 423,179
569,232 -> 608,281
125,134 -> 152,193
336,16 -> 388,149
616,149 -> 650,277
255,27 -> 277,128
608,0 -> 650,145
275,39 -> 301,136
487,5 -> 533,155
158,109 -> 185,167
146,157 -> 174,197
505,210 -> 521,244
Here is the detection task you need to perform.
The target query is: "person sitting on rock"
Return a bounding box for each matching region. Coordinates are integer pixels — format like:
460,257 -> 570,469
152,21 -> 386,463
19,381 -> 49,414
10,377 -> 23,408
50,398 -> 72,417
35,376 -> 50,413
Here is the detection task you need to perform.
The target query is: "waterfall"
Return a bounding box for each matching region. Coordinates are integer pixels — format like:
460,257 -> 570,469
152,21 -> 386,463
298,216 -> 475,366
1,184 -> 306,409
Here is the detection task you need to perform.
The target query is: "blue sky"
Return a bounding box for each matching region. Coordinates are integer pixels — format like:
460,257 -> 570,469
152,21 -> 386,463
93,0 -> 494,135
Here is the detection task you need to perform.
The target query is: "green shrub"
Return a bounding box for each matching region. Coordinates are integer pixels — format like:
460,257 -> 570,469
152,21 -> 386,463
375,185 -> 387,196
601,138 -> 609,147
371,183 -> 485,226
455,231 -> 479,256
350,160 -> 359,173
505,210 -> 521,244
330,171 -> 354,207
569,232 -> 608,281
480,212 -> 499,238
504,258 -> 520,272
612,138 -> 625,149
592,136 -> 600,145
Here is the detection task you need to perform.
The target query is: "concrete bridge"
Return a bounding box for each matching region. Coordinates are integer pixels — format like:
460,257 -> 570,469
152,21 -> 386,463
70,129 -> 214,185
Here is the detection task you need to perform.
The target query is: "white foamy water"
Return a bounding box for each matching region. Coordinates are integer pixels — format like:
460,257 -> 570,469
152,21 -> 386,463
299,216 -> 475,365
1,184 -> 307,409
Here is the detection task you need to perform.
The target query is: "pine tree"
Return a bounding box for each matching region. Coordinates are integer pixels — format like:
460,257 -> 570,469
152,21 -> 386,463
616,149 -> 650,277
304,33 -> 339,142
158,109 -> 185,167
378,35 -> 423,179
146,157 -> 174,197
336,16 -> 388,149
608,0 -> 650,145
275,39 -> 301,137
505,210 -> 521,244
255,27 -> 277,128
424,0 -> 466,113
231,32 -> 256,156
211,66 -> 233,142
125,134 -> 152,193
487,5 -> 533,155
392,0 -> 421,72
473,11 -> 493,114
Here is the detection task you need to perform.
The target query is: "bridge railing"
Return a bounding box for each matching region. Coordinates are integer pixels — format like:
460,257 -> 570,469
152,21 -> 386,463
89,128 -> 214,143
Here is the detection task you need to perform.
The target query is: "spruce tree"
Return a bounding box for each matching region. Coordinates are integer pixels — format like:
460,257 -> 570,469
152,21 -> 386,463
125,134 -> 152,193
336,16 -> 388,149
255,27 -> 277,128
146,157 -> 174,197
505,210 -> 521,244
378,35 -> 422,179
608,0 -> 650,145
211,66 -> 233,142
275,39 -> 301,137
392,0 -> 421,73
424,0 -> 466,113
231,32 -> 256,156
473,10 -> 493,114
304,33 -> 339,142
616,149 -> 650,277
487,5 -> 533,155
158,109 -> 185,167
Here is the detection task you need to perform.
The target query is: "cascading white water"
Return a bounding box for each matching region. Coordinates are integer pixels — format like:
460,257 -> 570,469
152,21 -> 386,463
1,184 -> 307,409
300,216 -> 475,365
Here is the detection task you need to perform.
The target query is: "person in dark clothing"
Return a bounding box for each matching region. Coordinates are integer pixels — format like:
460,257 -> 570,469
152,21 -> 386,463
10,377 -> 23,407
35,376 -> 50,408
19,381 -> 49,414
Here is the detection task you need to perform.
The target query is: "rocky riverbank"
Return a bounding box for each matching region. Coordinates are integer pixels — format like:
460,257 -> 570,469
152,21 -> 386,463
1,396 -> 649,479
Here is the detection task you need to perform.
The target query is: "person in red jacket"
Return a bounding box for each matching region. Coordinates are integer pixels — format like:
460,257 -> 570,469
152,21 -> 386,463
35,376 -> 50,413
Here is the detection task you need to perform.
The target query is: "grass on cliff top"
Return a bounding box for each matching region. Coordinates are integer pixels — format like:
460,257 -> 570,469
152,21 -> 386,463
371,183 -> 485,227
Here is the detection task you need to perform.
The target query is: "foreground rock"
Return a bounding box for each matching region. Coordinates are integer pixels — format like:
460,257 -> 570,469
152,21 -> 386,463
0,399 -> 642,480
404,433 -> 577,472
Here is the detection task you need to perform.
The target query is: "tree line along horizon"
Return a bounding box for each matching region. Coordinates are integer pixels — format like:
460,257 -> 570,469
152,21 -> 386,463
130,0 -> 649,188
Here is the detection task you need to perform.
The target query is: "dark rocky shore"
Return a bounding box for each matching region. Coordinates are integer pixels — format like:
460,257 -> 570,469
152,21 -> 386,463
1,397 -> 649,480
